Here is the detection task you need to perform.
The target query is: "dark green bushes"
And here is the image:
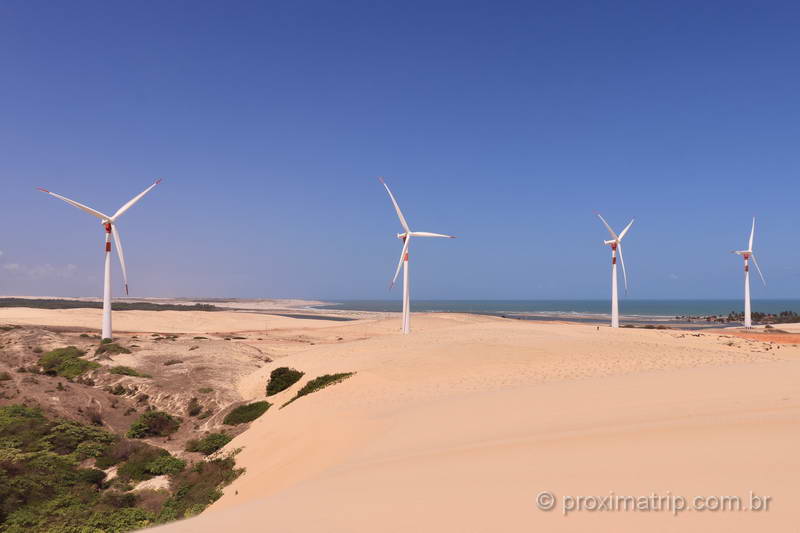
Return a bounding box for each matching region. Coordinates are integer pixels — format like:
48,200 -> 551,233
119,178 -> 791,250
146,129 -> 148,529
158,456 -> 243,521
223,402 -> 271,425
109,366 -> 151,378
127,411 -> 181,438
185,433 -> 232,455
266,367 -> 304,396
113,444 -> 184,480
0,404 -> 240,531
187,397 -> 202,417
96,343 -> 132,356
282,372 -> 355,407
37,346 -> 99,378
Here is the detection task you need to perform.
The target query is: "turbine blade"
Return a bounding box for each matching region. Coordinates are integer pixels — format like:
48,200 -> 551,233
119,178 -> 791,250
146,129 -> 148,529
751,253 -> 766,286
112,179 -> 162,221
409,232 -> 455,238
748,217 -> 755,251
390,237 -> 410,288
37,188 -> 110,220
618,243 -> 629,294
596,213 -> 618,240
618,219 -> 635,241
111,225 -> 129,295
378,177 -> 410,233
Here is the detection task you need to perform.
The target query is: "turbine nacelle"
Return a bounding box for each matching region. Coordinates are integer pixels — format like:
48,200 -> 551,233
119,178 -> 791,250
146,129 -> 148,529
397,233 -> 408,241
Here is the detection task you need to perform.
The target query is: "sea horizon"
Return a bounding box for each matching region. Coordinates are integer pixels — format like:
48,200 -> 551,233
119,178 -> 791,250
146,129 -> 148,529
314,299 -> 800,327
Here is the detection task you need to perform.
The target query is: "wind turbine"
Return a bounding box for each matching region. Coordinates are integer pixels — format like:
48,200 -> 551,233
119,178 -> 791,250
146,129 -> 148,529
38,179 -> 162,340
379,177 -> 455,334
731,217 -> 766,328
597,213 -> 634,328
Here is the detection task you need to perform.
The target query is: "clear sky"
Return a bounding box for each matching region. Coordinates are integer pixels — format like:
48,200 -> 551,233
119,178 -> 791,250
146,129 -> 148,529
1,1 -> 799,300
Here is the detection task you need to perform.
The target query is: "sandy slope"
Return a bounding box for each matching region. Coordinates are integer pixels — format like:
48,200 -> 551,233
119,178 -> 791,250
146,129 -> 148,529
137,313 -> 800,532
2,307 -> 796,530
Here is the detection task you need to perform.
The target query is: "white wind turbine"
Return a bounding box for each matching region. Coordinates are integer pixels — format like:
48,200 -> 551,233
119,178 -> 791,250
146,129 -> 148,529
379,177 -> 455,334
731,217 -> 766,328
38,179 -> 162,340
597,213 -> 634,328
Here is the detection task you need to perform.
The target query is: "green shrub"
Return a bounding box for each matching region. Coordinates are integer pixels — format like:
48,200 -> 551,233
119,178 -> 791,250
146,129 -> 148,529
37,346 -> 99,378
282,372 -> 355,408
185,433 -> 232,455
157,456 -> 243,521
223,402 -> 271,425
127,411 -> 181,438
198,387 -> 213,394
0,404 -> 238,531
76,468 -> 106,486
163,359 -> 183,366
266,367 -> 304,396
0,371 -> 11,381
96,342 -> 132,356
146,455 -> 186,476
187,397 -> 202,417
110,365 -> 151,378
115,445 -> 180,481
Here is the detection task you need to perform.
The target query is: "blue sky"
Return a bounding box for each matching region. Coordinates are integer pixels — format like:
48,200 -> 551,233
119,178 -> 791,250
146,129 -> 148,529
1,1 -> 799,300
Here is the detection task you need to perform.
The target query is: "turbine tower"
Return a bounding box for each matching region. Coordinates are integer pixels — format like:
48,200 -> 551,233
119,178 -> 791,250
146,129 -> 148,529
732,217 -> 766,328
379,177 -> 454,334
38,179 -> 162,340
597,214 -> 634,328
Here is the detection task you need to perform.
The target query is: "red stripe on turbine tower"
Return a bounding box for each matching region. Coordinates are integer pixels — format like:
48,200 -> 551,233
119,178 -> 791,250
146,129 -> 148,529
106,242 -> 111,252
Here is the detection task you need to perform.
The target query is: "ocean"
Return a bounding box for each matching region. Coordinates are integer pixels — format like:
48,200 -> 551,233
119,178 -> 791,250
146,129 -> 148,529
314,299 -> 800,327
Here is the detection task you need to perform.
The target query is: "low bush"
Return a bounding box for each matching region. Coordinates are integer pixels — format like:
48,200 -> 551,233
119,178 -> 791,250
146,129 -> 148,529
110,366 -> 151,378
96,342 -> 132,356
127,411 -> 181,438
282,372 -> 355,408
158,455 -> 243,521
163,359 -> 183,366
265,367 -> 304,396
38,346 -> 99,378
0,371 -> 11,381
198,387 -> 213,394
187,397 -> 202,417
223,402 -> 271,425
185,433 -> 232,455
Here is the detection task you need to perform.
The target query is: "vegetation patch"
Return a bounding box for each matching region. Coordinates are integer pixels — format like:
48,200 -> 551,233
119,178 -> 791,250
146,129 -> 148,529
223,402 -> 271,425
158,455 -> 243,522
266,367 -> 304,396
0,371 -> 11,381
198,387 -> 213,394
96,342 -> 132,356
38,346 -> 100,378
163,359 -> 183,366
282,372 -> 355,408
0,404 -> 239,531
187,397 -> 202,417
110,366 -> 152,378
185,433 -> 232,455
127,411 -> 181,438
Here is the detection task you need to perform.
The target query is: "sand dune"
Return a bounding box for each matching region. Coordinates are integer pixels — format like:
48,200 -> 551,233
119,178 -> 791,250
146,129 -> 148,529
136,313 -> 800,532
2,308 -> 797,530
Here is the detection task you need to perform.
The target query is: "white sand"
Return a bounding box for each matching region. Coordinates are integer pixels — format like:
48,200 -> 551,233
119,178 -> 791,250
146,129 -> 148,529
2,308 -> 798,531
